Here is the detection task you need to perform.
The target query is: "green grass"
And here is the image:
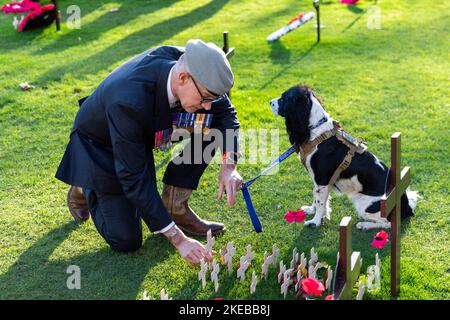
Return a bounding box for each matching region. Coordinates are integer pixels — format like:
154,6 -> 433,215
0,0 -> 449,300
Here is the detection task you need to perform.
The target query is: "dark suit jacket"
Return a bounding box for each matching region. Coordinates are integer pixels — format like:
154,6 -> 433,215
55,45 -> 240,232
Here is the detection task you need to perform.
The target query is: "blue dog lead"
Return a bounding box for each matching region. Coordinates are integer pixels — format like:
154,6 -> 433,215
241,145 -> 298,233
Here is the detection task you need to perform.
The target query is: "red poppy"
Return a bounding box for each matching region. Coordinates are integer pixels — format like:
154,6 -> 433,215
1,0 -> 40,14
288,13 -> 304,24
325,295 -> 334,300
371,230 -> 390,249
276,272 -> 285,284
301,278 -> 325,296
18,4 -> 55,32
284,210 -> 306,223
214,298 -> 222,300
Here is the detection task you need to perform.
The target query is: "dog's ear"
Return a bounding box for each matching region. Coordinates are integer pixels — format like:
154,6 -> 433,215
284,89 -> 312,146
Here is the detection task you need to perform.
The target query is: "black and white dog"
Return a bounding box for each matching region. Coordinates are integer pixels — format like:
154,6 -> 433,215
270,85 -> 420,230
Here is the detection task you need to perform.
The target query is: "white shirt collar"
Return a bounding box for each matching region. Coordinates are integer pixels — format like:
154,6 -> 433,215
166,66 -> 178,108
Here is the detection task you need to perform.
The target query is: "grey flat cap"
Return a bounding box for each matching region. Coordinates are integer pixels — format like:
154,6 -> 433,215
185,39 -> 234,96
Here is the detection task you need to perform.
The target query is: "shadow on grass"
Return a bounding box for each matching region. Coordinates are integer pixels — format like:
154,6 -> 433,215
34,0 -> 230,85
0,23 -> 47,53
341,4 -> 367,33
242,0 -> 304,34
0,220 -> 172,299
0,0 -> 113,53
347,4 -> 365,15
269,41 -> 292,65
259,42 -> 318,90
33,0 -> 179,55
342,13 -> 366,33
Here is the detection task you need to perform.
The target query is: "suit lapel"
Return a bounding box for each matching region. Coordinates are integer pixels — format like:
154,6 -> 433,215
152,60 -> 176,132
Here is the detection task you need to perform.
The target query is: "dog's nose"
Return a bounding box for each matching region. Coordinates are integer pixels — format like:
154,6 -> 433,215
270,98 -> 280,116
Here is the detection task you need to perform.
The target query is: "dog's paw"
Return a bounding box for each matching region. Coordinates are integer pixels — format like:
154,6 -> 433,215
305,219 -> 321,228
356,222 -> 367,231
356,222 -> 375,231
357,221 -> 390,231
301,205 -> 316,215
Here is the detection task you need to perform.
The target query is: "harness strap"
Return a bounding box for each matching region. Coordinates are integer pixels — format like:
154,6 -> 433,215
300,123 -> 339,166
335,130 -> 367,154
299,120 -> 366,188
328,147 -> 356,188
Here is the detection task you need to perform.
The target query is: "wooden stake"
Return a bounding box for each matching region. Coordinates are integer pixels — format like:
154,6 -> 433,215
380,132 -> 411,297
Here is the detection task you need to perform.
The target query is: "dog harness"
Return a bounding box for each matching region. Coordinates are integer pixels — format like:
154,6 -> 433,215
299,120 -> 368,187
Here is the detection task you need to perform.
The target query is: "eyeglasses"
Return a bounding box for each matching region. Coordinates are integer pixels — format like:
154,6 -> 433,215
190,76 -> 225,104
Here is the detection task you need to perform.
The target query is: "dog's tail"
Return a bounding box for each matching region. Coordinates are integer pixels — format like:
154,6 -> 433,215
406,188 -> 422,211
399,188 -> 422,219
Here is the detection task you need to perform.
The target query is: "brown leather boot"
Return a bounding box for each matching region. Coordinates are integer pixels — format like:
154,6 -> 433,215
162,184 -> 225,237
67,186 -> 90,222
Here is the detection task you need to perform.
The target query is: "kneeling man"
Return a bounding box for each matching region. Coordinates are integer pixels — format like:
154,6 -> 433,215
55,39 -> 242,265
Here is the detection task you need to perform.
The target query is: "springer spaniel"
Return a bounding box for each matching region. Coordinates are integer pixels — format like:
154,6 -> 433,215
270,85 -> 420,230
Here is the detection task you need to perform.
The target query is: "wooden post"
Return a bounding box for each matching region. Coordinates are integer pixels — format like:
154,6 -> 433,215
313,0 -> 320,43
222,31 -> 235,98
380,132 -> 411,297
333,216 -> 362,300
52,0 -> 61,31
222,31 -> 235,60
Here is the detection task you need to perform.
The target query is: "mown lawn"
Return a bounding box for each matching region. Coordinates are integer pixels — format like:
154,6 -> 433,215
0,0 -> 448,300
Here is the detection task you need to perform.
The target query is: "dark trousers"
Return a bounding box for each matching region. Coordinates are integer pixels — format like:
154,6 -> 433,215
85,134 -> 219,252
84,188 -> 143,252
162,133 -> 218,190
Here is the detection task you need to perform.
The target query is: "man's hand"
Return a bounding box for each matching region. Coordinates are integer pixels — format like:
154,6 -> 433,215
217,162 -> 243,208
176,237 -> 212,265
163,225 -> 212,265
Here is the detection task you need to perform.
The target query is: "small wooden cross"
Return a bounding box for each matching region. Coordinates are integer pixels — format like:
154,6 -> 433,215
295,269 -> 302,292
211,259 -> 220,293
325,266 -> 333,291
205,229 -> 215,257
268,244 -> 280,267
309,247 -> 318,267
278,261 -> 286,284
160,288 -> 172,300
374,253 -> 381,290
243,245 -> 255,264
333,216 -> 362,300
290,248 -> 299,269
280,270 -> 292,299
250,271 -> 258,294
299,252 -> 307,269
356,281 -> 365,300
380,132 -> 411,297
198,258 -> 209,289
237,256 -> 250,282
261,252 -> 270,280
223,242 -> 236,274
